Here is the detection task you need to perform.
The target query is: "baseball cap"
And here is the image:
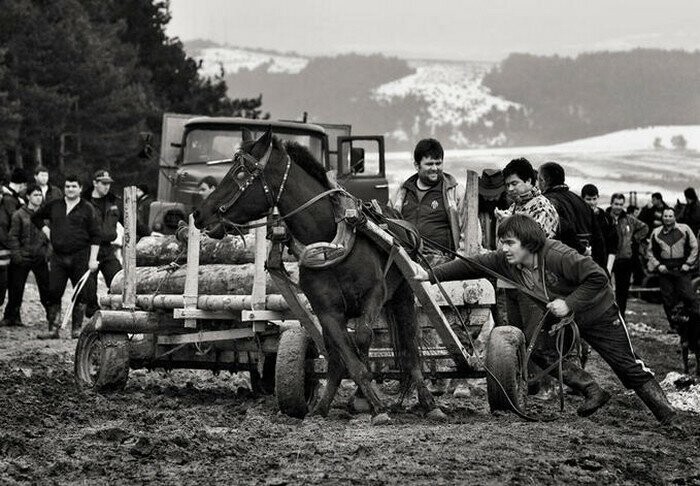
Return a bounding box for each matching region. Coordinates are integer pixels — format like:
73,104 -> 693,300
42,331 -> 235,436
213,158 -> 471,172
93,169 -> 114,183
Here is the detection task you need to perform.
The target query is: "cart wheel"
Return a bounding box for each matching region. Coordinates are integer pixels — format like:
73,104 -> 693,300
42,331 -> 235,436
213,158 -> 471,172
75,331 -> 130,392
275,327 -> 319,418
250,353 -> 276,395
486,326 -> 527,413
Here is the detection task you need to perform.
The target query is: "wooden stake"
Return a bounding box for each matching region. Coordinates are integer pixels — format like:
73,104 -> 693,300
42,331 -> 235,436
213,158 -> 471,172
251,219 -> 267,310
463,170 -> 480,256
183,214 -> 200,328
122,186 -> 137,310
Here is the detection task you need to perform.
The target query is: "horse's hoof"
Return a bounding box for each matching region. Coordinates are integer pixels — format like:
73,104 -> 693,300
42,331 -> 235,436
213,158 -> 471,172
351,397 -> 371,413
427,408 -> 448,422
371,413 -> 392,426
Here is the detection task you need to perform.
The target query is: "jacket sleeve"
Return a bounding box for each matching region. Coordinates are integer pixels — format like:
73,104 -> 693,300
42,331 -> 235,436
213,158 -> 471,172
549,247 -> 610,314
685,225 -> 698,267
589,207 -> 607,266
8,211 -> 21,253
0,199 -> 10,248
631,216 -> 648,242
389,187 -> 406,212
604,213 -> 619,255
532,201 -> 559,239
31,202 -> 50,229
85,204 -> 102,246
646,230 -> 661,271
430,251 -> 507,283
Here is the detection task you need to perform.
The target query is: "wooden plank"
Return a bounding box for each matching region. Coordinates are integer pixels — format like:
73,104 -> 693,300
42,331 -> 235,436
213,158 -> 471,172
94,310 -> 183,333
463,169 -> 480,256
99,293 -> 293,311
251,219 -> 268,310
173,309 -> 240,320
183,214 -> 200,328
122,186 -> 138,309
361,220 -> 471,368
157,328 -> 255,345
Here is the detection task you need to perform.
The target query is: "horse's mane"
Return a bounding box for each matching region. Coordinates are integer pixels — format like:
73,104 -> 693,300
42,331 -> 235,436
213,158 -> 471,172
281,139 -> 331,189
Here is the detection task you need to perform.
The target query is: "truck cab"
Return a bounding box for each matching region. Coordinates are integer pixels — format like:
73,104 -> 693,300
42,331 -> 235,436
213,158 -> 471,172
150,114 -> 387,233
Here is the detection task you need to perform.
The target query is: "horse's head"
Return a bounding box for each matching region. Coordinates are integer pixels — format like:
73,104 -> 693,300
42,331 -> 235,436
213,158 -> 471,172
193,127 -> 281,233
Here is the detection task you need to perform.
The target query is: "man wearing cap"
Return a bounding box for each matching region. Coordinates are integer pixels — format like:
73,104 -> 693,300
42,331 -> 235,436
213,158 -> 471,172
0,168 -> 28,323
83,169 -> 123,318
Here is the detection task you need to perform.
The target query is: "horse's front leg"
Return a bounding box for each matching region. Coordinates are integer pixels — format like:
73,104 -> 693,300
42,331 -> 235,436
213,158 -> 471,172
310,337 -> 345,417
349,318 -> 374,413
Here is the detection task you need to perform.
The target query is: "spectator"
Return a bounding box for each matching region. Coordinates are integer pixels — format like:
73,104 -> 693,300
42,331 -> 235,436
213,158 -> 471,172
581,183 -> 618,270
83,169 -> 123,319
31,175 -> 100,338
607,193 -> 648,317
33,165 -> 62,205
391,138 -> 464,265
199,176 -> 218,200
538,162 -> 606,268
638,192 -> 669,232
135,184 -> 153,240
478,168 -> 509,250
647,207 -> 700,333
677,187 -> 700,236
3,185 -> 50,331
0,168 -> 28,319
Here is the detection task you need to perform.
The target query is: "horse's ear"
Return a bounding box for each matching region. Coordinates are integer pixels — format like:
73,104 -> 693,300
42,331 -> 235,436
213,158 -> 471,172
250,126 -> 272,159
241,128 -> 253,143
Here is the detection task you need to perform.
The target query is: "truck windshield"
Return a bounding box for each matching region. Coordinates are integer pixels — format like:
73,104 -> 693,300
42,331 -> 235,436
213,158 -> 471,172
182,128 -> 324,165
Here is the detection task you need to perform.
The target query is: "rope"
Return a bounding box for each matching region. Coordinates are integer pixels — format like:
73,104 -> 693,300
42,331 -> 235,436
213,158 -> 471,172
60,269 -> 93,333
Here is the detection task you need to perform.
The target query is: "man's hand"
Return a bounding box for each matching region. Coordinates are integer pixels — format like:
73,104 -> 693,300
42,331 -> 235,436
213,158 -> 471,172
494,208 -> 509,221
546,298 -> 570,317
88,259 -> 99,273
42,226 -> 50,240
658,264 -> 668,274
681,264 -> 691,273
412,261 -> 430,281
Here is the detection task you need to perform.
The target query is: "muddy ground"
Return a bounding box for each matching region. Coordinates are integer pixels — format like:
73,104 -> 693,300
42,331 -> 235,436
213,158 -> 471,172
1,280 -> 699,485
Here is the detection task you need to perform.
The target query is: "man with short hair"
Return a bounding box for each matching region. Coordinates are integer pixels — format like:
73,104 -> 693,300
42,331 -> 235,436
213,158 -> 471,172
417,214 -> 678,425
31,175 -> 100,338
199,176 -> 218,200
639,192 -> 669,232
33,165 -> 62,205
3,185 -> 51,330
83,169 -> 123,318
647,207 -> 700,333
0,168 -> 28,318
677,187 -> 700,236
581,184 -> 618,270
391,138 -> 464,265
538,162 -> 606,269
606,193 -> 648,317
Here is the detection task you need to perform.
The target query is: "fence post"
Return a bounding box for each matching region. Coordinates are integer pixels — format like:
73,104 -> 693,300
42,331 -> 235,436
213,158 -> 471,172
463,169 -> 480,256
183,214 -> 201,328
122,186 -> 137,310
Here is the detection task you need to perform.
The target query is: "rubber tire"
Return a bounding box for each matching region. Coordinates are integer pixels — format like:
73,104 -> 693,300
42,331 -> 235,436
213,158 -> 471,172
275,327 -> 319,418
74,332 -> 130,392
250,353 -> 277,395
486,326 -> 527,413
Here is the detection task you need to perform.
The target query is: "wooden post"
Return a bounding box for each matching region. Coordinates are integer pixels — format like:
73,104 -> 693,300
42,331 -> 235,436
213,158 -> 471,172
251,219 -> 267,311
183,214 -> 201,328
122,186 -> 138,310
463,170 -> 480,256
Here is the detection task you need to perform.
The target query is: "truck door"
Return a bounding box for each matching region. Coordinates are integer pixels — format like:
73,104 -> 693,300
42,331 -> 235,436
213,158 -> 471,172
337,136 -> 388,204
316,123 -> 351,172
158,113 -> 192,202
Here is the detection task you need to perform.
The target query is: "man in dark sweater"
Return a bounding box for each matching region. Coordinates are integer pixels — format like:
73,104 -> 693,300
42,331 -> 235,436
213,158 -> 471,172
32,175 -> 100,338
0,168 -> 28,321
416,214 -> 677,425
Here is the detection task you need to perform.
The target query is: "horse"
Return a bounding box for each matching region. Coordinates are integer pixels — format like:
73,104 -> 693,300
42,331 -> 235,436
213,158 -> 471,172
192,128 -> 444,424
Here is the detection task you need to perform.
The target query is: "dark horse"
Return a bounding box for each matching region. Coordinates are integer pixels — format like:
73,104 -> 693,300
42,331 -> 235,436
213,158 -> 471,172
193,128 -> 442,424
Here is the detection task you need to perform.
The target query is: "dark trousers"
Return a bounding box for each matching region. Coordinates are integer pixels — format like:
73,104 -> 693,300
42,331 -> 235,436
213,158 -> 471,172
612,258 -> 633,316
0,265 -> 7,306
4,259 -> 50,320
85,246 -> 122,317
49,250 -> 94,307
658,271 -> 700,326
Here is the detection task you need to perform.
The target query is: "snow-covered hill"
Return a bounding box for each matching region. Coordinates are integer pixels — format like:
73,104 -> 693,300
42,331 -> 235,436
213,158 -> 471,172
194,46 -> 309,77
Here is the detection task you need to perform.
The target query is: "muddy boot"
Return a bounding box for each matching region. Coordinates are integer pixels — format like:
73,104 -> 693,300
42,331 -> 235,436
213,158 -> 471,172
71,303 -> 86,339
563,365 -> 611,417
37,306 -> 60,340
634,379 -> 677,425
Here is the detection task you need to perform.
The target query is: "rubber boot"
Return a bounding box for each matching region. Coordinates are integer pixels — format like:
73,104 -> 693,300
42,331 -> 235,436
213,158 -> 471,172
71,303 -> 86,339
37,305 -> 60,340
562,364 -> 611,417
634,379 -> 677,425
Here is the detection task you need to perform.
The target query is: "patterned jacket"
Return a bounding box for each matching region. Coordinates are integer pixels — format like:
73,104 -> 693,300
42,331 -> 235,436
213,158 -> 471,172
503,188 -> 559,238
647,223 -> 698,271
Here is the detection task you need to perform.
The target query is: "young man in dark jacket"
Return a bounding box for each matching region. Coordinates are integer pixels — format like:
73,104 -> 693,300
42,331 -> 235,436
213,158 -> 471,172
0,168 -> 28,318
33,166 -> 62,205
416,214 -> 677,425
83,169 -> 123,317
3,185 -> 51,330
31,175 -> 100,338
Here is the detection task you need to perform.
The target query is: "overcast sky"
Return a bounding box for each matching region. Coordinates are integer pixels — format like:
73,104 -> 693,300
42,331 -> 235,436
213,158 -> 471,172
167,0 -> 700,61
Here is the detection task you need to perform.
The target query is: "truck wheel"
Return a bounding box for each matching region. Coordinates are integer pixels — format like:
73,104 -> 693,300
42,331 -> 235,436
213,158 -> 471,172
250,353 -> 276,395
275,327 -> 319,418
75,332 -> 130,392
486,326 -> 527,413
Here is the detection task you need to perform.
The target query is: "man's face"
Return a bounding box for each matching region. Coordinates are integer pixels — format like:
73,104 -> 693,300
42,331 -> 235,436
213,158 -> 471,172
199,183 -> 215,199
27,189 -> 43,207
583,194 -> 598,209
35,171 -> 49,185
536,173 -> 549,193
662,209 -> 676,227
415,156 -> 443,186
505,174 -> 533,198
64,181 -> 81,200
610,198 -> 625,216
652,197 -> 662,208
93,180 -> 111,197
16,182 -> 27,195
500,236 -> 531,265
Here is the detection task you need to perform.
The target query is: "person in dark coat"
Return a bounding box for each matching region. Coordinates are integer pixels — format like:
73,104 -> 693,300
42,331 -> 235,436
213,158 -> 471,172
581,184 -> 618,271
638,192 -> 669,234
0,168 -> 28,321
3,185 -> 51,330
538,162 -> 606,269
33,165 -> 62,205
135,184 -> 153,240
677,187 -> 700,236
